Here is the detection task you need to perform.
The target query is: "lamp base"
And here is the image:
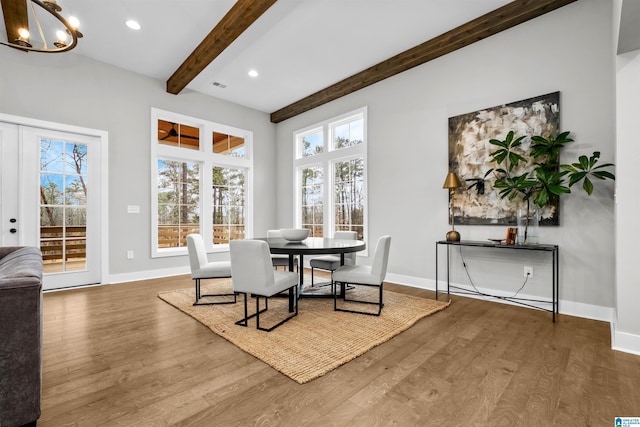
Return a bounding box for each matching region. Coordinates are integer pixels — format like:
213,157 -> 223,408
446,230 -> 460,242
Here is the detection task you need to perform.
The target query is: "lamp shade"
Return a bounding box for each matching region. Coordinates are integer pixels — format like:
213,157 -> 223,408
442,172 -> 462,189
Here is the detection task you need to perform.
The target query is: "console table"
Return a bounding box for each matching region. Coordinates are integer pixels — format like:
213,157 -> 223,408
435,240 -> 559,322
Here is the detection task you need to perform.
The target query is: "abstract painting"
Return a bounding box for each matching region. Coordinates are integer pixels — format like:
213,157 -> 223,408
448,92 -> 560,225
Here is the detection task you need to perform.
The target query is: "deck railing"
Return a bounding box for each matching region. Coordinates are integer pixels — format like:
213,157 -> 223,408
39,225 -> 246,261
158,225 -> 245,247
40,226 -> 87,261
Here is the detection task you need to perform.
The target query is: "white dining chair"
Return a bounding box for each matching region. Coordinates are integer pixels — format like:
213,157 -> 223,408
332,235 -> 391,316
310,230 -> 357,287
267,229 -> 299,271
230,239 -> 299,331
186,234 -> 235,306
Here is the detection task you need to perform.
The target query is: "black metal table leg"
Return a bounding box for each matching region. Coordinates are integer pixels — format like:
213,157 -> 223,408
435,242 -> 439,300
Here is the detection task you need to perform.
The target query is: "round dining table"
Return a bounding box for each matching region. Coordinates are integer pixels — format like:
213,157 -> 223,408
255,236 -> 366,310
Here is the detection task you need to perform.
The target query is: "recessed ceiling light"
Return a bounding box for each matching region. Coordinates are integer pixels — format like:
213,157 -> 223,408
126,20 -> 141,30
248,69 -> 259,78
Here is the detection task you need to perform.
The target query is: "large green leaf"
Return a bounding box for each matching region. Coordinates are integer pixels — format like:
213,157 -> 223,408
582,176 -> 594,195
488,131 -> 526,171
560,151 -> 615,192
530,131 -> 573,161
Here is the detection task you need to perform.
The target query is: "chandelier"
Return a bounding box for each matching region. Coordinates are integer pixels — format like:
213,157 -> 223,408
1,0 -> 82,53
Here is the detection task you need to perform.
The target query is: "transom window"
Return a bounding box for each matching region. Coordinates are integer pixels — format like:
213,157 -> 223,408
213,132 -> 246,157
158,119 -> 200,150
294,107 -> 367,242
151,109 -> 253,257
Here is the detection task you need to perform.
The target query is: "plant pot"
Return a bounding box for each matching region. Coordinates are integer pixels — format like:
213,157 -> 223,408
516,207 -> 539,245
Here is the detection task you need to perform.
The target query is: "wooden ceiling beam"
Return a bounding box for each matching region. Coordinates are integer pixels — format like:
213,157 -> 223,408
166,0 -> 278,95
270,0 -> 577,123
1,0 -> 29,44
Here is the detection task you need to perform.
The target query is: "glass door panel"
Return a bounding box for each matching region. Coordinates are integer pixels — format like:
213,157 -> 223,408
40,140 -> 88,273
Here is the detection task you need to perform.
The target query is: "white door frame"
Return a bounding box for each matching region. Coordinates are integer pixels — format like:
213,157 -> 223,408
0,123 -> 20,246
0,113 -> 109,288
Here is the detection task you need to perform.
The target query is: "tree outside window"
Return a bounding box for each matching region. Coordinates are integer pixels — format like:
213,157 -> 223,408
212,166 -> 246,244
157,160 -> 199,248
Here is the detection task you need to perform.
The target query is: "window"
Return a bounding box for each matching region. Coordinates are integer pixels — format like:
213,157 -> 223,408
212,166 -> 245,244
156,160 -> 199,248
151,109 -> 253,257
294,107 -> 367,242
301,165 -> 323,237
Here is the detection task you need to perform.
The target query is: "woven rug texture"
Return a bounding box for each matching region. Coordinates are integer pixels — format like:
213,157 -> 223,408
158,279 -> 449,384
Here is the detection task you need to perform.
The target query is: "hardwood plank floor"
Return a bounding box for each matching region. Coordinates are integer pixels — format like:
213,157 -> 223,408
39,273 -> 640,426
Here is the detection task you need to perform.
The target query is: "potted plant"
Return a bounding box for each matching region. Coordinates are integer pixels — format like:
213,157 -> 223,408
486,130 -> 615,243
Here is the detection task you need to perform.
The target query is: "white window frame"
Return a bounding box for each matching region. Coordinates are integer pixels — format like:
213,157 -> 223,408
151,108 -> 253,257
293,107 -> 368,254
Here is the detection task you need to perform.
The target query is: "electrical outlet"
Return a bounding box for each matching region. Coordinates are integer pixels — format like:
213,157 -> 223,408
524,266 -> 533,278
127,251 -> 134,260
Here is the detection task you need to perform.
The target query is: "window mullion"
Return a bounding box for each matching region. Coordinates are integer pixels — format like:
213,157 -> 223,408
201,159 -> 213,251
325,159 -> 333,237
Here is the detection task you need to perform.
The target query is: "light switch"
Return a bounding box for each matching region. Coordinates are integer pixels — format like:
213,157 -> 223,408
127,205 -> 140,214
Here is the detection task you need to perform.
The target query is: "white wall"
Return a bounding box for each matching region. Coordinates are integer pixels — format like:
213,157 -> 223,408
615,48 -> 640,354
0,48 -> 277,280
275,0 -> 616,319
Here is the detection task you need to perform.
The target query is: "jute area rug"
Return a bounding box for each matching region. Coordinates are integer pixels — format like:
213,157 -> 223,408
158,278 -> 449,384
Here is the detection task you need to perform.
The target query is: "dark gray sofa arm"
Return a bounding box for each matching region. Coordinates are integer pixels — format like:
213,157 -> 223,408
0,246 -> 43,427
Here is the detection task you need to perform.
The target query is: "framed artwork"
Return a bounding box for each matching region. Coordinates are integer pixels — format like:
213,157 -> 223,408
448,91 -> 560,225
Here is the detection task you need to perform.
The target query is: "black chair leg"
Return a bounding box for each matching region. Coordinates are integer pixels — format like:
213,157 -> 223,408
193,278 -> 237,306
235,288 -> 298,331
235,293 -> 249,327
334,281 -> 384,316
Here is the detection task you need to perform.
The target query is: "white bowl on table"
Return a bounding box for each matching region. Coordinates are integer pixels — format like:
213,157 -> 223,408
280,228 -> 310,242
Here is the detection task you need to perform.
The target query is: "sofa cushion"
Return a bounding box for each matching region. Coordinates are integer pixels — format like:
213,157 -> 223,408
0,247 -> 42,286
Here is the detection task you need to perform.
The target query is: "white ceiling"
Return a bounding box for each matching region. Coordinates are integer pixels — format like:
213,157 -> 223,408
7,0 -> 514,113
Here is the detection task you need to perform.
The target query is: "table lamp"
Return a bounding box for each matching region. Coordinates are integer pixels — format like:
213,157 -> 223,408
442,172 -> 462,241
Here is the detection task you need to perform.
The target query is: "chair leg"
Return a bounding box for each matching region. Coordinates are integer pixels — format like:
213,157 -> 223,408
235,293 -> 249,327
235,293 -> 267,327
193,278 -> 237,306
256,296 -> 261,329
334,281 -> 384,316
311,268 -> 334,289
235,288 -> 298,331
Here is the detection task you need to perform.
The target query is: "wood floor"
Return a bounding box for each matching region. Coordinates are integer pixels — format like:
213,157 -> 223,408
40,273 -> 640,426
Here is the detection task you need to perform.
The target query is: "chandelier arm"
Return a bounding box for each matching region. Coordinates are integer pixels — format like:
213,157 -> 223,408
0,0 -> 79,53
30,0 -> 48,50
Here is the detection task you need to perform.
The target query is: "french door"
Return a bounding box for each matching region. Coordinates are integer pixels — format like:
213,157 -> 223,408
0,120 -> 103,290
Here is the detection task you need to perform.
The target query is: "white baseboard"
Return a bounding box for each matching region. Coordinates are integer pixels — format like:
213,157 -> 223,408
559,299 -> 613,323
612,330 -> 640,356
385,272 -> 613,322
611,313 -> 640,356
107,266 -> 190,284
